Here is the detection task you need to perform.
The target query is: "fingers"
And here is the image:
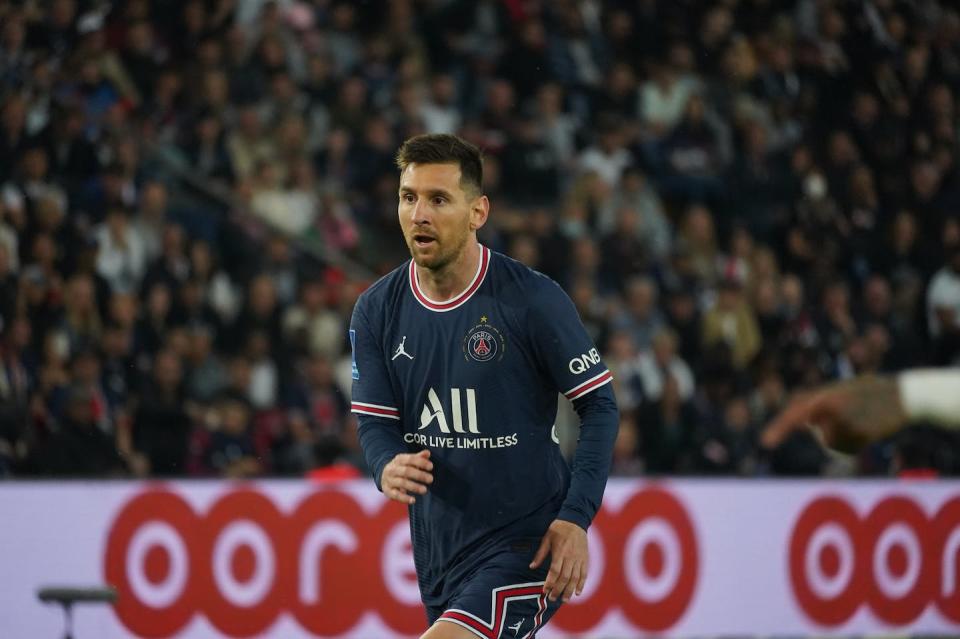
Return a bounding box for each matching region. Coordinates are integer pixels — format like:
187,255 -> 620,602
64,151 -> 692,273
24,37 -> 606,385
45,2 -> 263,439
529,536 -> 550,570
386,485 -> 415,504
545,556 -> 581,602
760,395 -> 817,449
556,559 -> 575,602
383,451 -> 434,505
576,558 -> 588,596
404,451 -> 434,472
544,556 -> 564,601
396,463 -> 433,485
560,562 -> 579,602
537,520 -> 590,601
397,477 -> 428,495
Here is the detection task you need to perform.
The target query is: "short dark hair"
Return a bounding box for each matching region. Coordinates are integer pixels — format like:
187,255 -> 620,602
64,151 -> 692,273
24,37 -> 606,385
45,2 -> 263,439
395,134 -> 483,195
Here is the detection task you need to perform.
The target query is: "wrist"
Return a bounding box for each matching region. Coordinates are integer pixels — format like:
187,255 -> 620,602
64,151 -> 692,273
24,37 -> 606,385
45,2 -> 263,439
556,509 -> 590,532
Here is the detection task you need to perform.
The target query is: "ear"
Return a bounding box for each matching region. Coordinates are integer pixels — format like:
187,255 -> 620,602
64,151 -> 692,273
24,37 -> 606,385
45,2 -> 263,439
469,195 -> 490,232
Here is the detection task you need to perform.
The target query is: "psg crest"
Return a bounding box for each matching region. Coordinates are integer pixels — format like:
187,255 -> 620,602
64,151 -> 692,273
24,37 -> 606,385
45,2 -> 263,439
463,317 -> 505,362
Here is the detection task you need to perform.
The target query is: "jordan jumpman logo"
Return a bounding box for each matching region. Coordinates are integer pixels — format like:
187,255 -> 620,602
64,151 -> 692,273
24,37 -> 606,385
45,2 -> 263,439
392,336 -> 414,360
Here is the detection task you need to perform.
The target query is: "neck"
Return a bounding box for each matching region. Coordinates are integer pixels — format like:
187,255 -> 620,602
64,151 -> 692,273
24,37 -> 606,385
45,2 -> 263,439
415,241 -> 481,302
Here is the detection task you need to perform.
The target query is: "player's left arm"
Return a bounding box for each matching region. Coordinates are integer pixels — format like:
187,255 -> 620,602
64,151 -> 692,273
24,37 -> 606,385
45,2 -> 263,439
526,277 -> 619,602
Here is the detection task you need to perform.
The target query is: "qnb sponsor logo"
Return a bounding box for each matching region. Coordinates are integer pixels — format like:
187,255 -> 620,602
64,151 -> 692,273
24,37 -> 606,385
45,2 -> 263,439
568,348 -> 601,375
788,495 -> 960,627
104,486 -> 699,637
103,489 -> 425,638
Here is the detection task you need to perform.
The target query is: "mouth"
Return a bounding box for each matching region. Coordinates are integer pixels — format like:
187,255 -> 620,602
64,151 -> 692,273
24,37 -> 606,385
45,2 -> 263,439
413,234 -> 437,248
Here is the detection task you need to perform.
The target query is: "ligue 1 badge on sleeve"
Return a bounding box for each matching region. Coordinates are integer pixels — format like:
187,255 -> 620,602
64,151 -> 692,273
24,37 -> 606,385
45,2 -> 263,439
463,315 -> 505,363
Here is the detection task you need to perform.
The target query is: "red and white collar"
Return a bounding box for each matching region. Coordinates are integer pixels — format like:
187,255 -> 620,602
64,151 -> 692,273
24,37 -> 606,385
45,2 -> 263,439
408,244 -> 490,312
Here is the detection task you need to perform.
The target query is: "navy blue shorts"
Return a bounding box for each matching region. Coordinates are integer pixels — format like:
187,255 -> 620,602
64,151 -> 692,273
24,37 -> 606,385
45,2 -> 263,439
425,538 -> 562,639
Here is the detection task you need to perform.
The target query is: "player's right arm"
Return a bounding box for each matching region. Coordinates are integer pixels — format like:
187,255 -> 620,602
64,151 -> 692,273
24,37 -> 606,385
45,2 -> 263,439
350,301 -> 433,503
761,368 -> 960,451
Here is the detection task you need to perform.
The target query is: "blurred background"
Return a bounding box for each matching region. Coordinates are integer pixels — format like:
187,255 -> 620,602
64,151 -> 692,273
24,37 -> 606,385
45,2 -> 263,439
2,0 -> 960,483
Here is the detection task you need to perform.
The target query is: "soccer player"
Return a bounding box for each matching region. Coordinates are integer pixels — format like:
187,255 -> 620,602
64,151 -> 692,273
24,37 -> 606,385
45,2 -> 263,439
349,134 -> 619,638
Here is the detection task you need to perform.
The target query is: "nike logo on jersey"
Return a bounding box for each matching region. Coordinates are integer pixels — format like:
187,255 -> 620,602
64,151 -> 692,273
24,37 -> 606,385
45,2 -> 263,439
509,618 -> 525,635
391,335 -> 414,360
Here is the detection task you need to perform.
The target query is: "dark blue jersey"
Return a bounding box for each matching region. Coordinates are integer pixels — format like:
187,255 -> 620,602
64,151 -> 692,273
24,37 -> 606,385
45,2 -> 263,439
350,245 -> 618,606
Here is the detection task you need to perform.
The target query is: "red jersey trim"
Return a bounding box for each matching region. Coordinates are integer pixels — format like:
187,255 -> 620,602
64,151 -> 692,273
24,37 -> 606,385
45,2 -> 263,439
438,582 -> 545,639
409,245 -> 490,312
564,369 -> 613,401
351,402 -> 400,420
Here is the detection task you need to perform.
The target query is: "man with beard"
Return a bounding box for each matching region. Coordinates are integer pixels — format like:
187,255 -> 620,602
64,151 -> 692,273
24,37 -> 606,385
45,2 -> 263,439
350,134 -> 618,638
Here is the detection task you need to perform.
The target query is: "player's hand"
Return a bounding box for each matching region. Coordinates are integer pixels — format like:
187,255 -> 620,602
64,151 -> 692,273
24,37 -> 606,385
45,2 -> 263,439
530,519 -> 588,603
761,375 -> 907,452
381,450 -> 433,505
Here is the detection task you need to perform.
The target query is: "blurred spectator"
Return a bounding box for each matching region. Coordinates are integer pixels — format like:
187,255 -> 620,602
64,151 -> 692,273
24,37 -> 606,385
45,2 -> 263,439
205,393 -> 260,478
598,167 -> 672,263
420,74 -> 460,135
100,320 -> 133,413
132,181 -> 169,263
130,349 -> 191,476
188,239 -> 240,324
599,208 -> 649,291
702,277 -> 761,370
60,274 -> 103,354
34,384 -> 125,476
927,246 -> 960,364
577,115 -> 632,188
282,277 -> 344,359
658,94 -> 726,204
0,316 -> 31,474
534,83 -> 579,171
612,276 -> 666,351
640,60 -> 698,137
94,206 -> 146,294
637,328 -> 695,405
143,224 -> 190,294
678,204 -> 721,287
501,113 -> 560,208
184,323 -> 227,404
610,415 -> 644,477
245,330 -> 278,409
306,434 -> 362,482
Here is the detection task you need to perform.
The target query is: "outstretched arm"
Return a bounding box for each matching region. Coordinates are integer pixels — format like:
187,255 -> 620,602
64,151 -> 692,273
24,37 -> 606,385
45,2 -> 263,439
761,369 -> 960,452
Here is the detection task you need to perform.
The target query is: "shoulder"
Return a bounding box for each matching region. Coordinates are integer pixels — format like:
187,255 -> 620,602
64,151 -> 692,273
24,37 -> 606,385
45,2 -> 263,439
489,250 -> 577,323
489,250 -> 567,303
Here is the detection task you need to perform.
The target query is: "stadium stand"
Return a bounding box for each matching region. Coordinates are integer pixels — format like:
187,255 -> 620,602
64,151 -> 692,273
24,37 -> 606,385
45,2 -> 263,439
0,0 -> 958,479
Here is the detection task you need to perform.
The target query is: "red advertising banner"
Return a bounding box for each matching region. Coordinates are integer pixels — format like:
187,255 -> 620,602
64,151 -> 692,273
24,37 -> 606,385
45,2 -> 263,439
0,479 -> 957,638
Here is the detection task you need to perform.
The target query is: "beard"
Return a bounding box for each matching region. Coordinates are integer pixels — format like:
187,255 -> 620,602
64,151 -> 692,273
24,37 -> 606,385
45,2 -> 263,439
407,227 -> 471,272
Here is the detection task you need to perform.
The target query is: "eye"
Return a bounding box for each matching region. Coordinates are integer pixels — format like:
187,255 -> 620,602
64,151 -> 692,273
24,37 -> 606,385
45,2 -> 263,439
402,193 -> 415,204
432,196 -> 446,206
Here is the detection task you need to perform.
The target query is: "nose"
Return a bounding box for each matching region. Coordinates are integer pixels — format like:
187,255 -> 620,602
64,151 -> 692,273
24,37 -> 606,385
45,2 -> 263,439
410,198 -> 430,226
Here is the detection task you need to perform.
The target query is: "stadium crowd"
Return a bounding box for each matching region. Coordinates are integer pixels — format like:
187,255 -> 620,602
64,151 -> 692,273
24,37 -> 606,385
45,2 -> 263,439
0,0 -> 958,479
